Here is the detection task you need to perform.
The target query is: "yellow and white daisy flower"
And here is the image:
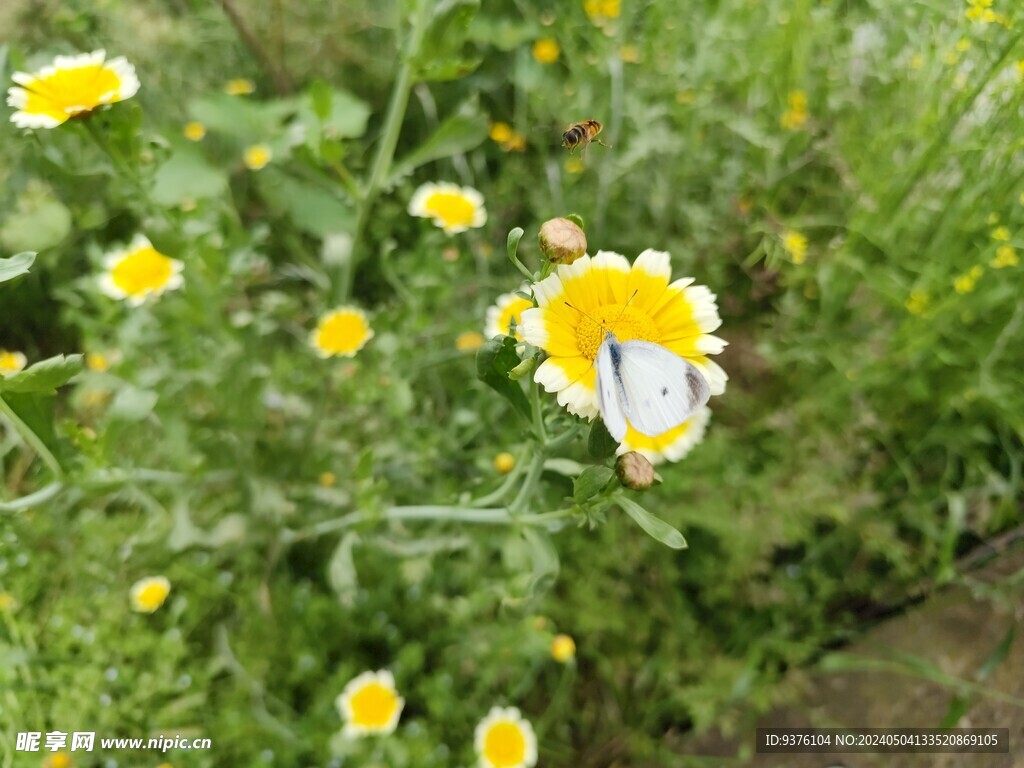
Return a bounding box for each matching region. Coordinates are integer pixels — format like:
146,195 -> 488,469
7,50 -> 139,130
310,306 -> 374,358
408,182 -> 487,235
99,235 -> 184,306
474,706 -> 538,768
129,576 -> 171,613
336,670 -> 404,737
485,290 -> 533,340
619,405 -> 711,465
0,350 -> 28,375
520,250 -> 727,446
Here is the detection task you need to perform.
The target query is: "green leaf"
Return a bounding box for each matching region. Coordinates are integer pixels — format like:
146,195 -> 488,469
0,355 -> 82,395
188,94 -> 299,143
417,57 -> 482,82
475,335 -> 530,420
255,169 -> 356,236
617,496 -> 687,549
0,182 -> 72,253
107,387 -> 159,423
388,109 -> 488,185
0,252 -> 35,284
507,227 -> 525,262
328,532 -> 360,607
1,393 -> 57,452
466,15 -> 536,51
150,145 -> 228,206
415,0 -> 481,81
573,466 -> 615,503
588,418 -> 618,459
523,526 -> 559,596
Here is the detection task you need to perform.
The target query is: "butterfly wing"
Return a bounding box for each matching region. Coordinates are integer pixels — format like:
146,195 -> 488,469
595,334 -> 628,441
616,340 -> 711,437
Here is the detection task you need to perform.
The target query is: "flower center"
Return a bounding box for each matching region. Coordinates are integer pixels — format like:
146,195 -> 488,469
111,247 -> 175,297
137,583 -> 169,610
349,683 -> 398,727
27,64 -> 122,117
483,722 -> 527,767
424,191 -> 476,228
575,304 -> 660,360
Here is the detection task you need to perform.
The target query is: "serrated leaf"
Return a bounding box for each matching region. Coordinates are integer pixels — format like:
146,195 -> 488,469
476,335 -> 530,420
617,496 -> 687,549
0,252 -> 35,284
0,355 -> 82,394
389,110 -> 488,185
573,466 -> 615,503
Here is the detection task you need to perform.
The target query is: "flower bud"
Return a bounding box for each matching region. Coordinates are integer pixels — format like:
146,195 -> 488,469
538,217 -> 587,265
615,451 -> 654,490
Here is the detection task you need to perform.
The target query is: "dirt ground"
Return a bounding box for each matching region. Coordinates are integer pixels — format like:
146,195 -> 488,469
686,543 -> 1024,768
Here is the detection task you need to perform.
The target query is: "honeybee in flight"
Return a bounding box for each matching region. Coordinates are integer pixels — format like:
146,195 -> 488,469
561,119 -> 611,156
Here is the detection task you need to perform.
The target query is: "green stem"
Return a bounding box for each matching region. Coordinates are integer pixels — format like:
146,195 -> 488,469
0,395 -> 63,480
336,0 -> 431,303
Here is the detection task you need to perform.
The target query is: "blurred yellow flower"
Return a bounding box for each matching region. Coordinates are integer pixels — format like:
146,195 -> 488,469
456,331 -> 486,351
550,634 -> 576,662
532,38 -> 560,64
618,45 -> 641,63
485,291 -> 533,340
956,37 -> 971,52
224,78 -> 255,95
493,452 -> 516,474
43,753 -> 72,768
991,245 -> 1018,268
336,670 -> 404,737
183,121 -> 206,141
676,88 -> 697,104
909,54 -> 924,70
780,90 -> 809,130
243,144 -> 272,171
564,157 -> 585,174
85,352 -> 110,372
6,50 -> 139,130
310,307 -> 374,358
475,707 -> 538,768
0,593 -> 17,611
130,576 -> 171,613
991,226 -> 1010,241
783,230 -> 808,264
0,350 -> 27,375
584,0 -> 621,23
489,122 -> 527,152
319,471 -> 337,487
99,235 -> 184,306
953,265 -> 984,294
408,182 -> 487,234
489,122 -> 513,143
905,289 -> 930,315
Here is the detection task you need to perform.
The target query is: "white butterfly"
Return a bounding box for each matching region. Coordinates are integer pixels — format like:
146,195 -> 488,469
595,332 -> 711,441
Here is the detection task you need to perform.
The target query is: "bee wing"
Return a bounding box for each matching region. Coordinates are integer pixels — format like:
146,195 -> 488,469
616,340 -> 711,437
596,335 -> 628,442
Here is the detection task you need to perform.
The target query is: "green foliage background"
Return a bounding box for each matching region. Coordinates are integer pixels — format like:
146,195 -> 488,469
1,0 -> 1023,766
